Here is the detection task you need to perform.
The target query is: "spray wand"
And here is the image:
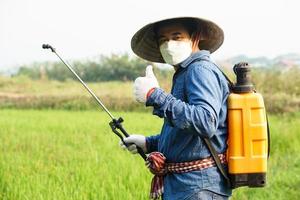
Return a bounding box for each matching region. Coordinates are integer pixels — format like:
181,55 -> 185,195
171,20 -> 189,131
42,44 -> 147,160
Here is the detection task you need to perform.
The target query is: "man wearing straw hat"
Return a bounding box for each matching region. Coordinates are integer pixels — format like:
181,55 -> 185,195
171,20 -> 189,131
120,17 -> 232,200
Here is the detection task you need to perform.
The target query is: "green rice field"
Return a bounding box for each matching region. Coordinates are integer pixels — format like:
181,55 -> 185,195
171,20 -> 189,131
0,109 -> 299,199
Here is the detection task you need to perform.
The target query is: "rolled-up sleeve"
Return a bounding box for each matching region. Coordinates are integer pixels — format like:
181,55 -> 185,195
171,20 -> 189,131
146,63 -> 223,138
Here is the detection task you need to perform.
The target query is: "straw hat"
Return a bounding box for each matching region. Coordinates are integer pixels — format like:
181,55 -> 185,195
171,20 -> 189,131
131,17 -> 224,63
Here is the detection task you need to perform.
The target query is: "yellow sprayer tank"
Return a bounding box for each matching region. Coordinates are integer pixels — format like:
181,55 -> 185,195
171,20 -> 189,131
227,62 -> 268,188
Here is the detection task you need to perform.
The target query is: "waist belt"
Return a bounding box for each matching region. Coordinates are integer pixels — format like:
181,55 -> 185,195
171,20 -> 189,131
146,152 -> 227,199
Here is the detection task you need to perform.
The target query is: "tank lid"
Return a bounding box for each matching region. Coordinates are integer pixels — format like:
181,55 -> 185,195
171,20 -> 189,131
233,62 -> 254,93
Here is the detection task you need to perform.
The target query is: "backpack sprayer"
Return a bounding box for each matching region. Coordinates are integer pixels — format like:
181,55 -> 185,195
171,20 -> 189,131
201,62 -> 270,189
227,62 -> 270,188
42,44 -> 147,161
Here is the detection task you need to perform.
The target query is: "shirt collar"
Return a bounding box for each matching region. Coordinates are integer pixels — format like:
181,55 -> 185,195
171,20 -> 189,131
179,50 -> 211,68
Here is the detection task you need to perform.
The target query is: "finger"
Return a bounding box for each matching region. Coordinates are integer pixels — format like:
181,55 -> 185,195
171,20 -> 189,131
119,140 -> 126,147
145,65 -> 155,78
128,144 -> 138,154
127,144 -> 137,152
133,87 -> 140,94
119,140 -> 125,146
123,136 -> 136,144
134,77 -> 143,84
133,90 -> 141,98
130,148 -> 138,154
120,144 -> 127,150
137,98 -> 144,103
119,141 -> 130,151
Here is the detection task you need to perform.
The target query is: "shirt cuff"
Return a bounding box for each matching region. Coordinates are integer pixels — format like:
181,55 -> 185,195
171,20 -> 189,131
145,88 -> 168,107
145,136 -> 151,153
145,135 -> 159,153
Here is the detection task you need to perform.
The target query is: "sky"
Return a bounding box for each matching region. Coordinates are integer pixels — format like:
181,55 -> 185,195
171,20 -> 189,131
0,0 -> 299,71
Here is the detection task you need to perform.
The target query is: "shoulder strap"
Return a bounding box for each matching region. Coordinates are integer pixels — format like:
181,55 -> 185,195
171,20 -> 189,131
203,138 -> 231,186
201,60 -> 233,186
219,69 -> 234,90
266,112 -> 271,159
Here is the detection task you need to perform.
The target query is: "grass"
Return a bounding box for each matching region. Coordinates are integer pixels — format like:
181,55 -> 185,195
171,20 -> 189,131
1,73 -> 300,113
0,109 -> 299,199
0,76 -> 170,111
0,110 -> 162,200
0,75 -> 172,97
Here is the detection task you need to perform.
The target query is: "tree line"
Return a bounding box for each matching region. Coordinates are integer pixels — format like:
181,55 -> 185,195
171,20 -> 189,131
16,54 -> 171,82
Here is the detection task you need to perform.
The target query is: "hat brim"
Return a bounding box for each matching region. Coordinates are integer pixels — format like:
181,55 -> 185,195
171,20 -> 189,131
131,17 -> 224,63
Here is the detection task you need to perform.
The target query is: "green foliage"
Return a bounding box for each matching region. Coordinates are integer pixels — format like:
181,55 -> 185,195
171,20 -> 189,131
17,66 -> 41,79
45,61 -> 74,81
15,54 -> 152,82
0,80 -> 146,111
0,110 -> 299,199
251,68 -> 300,113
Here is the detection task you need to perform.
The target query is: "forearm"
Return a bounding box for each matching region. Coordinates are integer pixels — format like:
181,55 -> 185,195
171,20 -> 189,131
146,88 -> 217,138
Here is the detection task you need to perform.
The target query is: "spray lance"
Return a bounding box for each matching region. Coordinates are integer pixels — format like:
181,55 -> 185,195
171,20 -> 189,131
42,44 -> 147,160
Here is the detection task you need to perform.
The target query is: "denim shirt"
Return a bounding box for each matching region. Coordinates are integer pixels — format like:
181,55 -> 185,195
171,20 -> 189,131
145,50 -> 232,199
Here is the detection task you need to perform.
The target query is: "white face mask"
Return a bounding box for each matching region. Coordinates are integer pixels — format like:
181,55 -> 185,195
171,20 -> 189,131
159,40 -> 192,65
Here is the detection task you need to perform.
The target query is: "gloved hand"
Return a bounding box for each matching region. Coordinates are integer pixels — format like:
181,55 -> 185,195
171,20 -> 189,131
133,65 -> 159,103
119,134 -> 147,154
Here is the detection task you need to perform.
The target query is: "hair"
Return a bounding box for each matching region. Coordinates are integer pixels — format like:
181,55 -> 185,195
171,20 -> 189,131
153,18 -> 199,37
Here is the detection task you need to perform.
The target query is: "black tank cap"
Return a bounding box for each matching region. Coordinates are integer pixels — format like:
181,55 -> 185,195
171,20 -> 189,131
233,62 -> 254,93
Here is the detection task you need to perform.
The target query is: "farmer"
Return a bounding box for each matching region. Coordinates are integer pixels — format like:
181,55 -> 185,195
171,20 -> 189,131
120,17 -> 232,200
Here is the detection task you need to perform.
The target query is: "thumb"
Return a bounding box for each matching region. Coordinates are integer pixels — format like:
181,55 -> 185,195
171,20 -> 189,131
145,65 -> 155,78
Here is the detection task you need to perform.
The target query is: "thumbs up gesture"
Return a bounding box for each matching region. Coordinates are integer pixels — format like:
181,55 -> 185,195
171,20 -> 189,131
133,65 -> 159,103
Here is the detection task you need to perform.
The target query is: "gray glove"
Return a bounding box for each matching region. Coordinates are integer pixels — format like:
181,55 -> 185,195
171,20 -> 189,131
119,134 -> 147,154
